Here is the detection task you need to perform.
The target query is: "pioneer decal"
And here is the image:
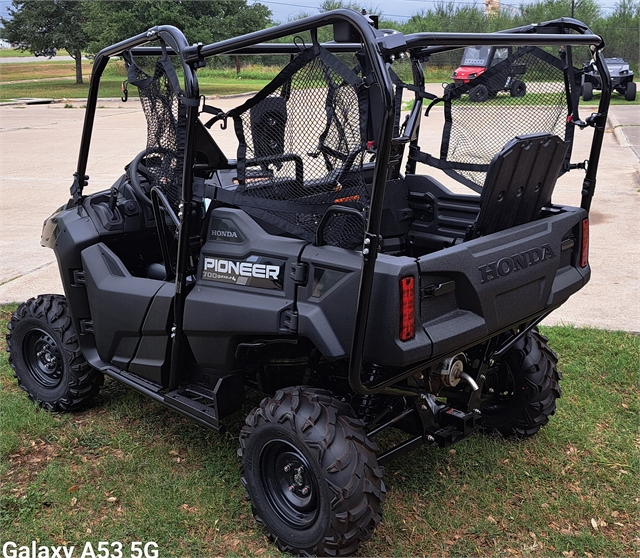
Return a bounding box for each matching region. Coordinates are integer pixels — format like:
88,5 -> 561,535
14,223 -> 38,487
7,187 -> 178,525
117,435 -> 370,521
478,243 -> 555,284
208,217 -> 245,243
201,256 -> 285,290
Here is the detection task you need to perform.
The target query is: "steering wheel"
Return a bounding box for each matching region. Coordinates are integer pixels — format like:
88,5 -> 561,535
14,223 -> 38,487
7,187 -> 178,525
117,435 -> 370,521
127,147 -> 177,208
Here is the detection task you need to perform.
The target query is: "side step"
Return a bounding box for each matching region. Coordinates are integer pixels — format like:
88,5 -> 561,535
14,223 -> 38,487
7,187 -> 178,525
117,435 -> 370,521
163,373 -> 244,434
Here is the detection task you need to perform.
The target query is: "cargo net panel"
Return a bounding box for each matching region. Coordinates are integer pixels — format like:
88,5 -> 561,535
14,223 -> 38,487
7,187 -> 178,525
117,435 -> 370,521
232,49 -> 367,249
126,54 -> 186,209
443,46 -> 568,188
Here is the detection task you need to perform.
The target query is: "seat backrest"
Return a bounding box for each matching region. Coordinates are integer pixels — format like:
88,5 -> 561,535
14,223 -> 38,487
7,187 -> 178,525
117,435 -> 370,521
467,132 -> 569,239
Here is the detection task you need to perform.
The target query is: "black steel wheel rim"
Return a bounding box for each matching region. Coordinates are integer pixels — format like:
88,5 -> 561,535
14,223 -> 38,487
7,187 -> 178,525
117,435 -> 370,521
23,328 -> 64,388
259,439 -> 320,529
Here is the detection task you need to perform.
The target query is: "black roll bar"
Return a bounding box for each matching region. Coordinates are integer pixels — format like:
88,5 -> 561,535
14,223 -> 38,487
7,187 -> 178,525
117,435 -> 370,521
74,25 -> 198,198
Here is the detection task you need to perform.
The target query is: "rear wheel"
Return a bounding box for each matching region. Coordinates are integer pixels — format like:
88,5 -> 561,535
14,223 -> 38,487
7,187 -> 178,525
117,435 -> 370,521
582,81 -> 593,101
509,79 -> 526,98
6,295 -> 102,411
239,387 -> 385,556
481,330 -> 561,437
625,81 -> 636,101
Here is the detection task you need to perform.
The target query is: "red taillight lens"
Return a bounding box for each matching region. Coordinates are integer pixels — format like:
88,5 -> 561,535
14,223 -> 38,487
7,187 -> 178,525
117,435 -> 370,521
580,218 -> 589,268
400,276 -> 415,341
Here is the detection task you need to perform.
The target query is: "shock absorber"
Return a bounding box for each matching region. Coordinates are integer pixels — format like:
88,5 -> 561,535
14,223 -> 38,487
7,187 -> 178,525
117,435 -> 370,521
357,365 -> 385,424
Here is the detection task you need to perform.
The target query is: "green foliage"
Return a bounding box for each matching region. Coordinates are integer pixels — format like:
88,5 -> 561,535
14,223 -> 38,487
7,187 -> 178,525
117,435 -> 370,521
81,0 -> 271,55
404,2 -> 486,33
1,0 -> 637,73
0,1 -> 87,82
594,0 -> 640,62
396,0 -> 637,69
516,0 -> 601,27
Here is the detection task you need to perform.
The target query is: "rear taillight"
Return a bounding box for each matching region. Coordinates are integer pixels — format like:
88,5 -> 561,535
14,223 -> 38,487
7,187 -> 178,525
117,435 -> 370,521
400,276 -> 415,341
580,218 -> 589,268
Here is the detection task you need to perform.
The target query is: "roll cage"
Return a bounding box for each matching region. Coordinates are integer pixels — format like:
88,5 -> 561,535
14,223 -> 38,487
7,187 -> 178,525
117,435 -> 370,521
71,10 -> 610,397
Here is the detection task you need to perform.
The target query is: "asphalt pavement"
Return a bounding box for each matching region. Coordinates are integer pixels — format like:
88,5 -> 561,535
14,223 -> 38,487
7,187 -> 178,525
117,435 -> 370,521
0,97 -> 638,332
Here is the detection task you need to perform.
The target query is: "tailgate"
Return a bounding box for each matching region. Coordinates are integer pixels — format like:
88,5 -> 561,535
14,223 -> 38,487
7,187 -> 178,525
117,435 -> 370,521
417,206 -> 589,358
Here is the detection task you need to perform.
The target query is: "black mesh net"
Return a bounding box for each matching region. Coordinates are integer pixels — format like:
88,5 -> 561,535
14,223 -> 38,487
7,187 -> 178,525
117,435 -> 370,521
126,54 -> 186,209
230,47 -> 368,248
441,46 -> 569,188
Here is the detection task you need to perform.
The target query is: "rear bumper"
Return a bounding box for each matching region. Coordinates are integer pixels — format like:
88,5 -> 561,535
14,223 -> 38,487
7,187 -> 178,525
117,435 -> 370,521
291,206 -> 588,368
360,206 -> 588,367
412,206 -> 588,361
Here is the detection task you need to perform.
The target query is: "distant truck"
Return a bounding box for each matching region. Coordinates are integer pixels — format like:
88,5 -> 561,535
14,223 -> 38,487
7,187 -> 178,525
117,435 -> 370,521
450,45 -> 527,102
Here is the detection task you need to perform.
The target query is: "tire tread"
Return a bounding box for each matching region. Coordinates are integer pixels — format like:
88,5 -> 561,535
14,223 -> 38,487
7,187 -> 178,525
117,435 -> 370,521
6,294 -> 102,411
239,386 -> 385,556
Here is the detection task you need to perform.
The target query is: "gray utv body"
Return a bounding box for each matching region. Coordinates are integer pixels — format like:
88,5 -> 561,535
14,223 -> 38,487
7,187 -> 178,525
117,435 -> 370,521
8,11 -> 611,556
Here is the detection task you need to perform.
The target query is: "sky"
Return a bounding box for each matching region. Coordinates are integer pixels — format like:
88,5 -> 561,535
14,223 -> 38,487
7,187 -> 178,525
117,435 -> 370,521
0,0 -> 623,25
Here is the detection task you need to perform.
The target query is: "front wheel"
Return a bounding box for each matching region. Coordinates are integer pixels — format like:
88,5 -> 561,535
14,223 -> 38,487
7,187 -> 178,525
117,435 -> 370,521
481,330 -> 561,437
625,81 -> 636,101
6,295 -> 103,411
469,84 -> 489,103
582,81 -> 593,102
239,387 -> 385,556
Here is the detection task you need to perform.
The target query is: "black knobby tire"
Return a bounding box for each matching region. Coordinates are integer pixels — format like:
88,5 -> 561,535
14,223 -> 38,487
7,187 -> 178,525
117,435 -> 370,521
582,81 -> 593,102
482,330 -> 561,438
625,81 -> 636,102
469,84 -> 489,103
6,295 -> 103,411
239,387 -> 385,556
509,79 -> 526,98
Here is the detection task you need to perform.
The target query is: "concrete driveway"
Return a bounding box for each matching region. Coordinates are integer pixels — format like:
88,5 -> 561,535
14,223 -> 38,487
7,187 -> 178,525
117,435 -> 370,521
0,97 -> 638,332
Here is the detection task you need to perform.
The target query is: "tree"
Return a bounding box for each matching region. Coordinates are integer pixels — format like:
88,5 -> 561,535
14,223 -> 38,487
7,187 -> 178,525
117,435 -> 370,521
1,1 -> 87,84
402,3 -> 497,67
81,0 -> 271,55
595,0 -> 639,63
516,0 -> 601,27
319,0 -> 380,12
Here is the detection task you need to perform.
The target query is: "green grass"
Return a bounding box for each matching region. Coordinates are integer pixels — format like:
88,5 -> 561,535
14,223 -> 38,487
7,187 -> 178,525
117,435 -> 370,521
2,59 -> 637,107
0,49 -> 39,58
0,49 -> 76,58
584,90 -> 640,105
0,59 -> 272,101
0,60 -> 93,82
1,301 -> 637,556
0,78 -> 269,102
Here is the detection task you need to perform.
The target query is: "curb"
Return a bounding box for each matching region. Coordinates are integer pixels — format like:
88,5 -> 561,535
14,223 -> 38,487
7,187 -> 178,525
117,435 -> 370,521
0,92 -> 256,108
606,110 -> 630,149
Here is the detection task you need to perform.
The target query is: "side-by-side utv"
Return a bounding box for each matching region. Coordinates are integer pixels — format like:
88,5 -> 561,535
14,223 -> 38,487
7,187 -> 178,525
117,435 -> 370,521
7,10 -> 610,556
450,45 -> 527,101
